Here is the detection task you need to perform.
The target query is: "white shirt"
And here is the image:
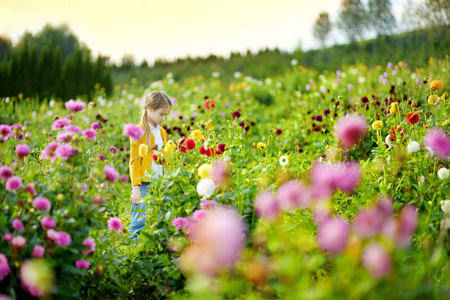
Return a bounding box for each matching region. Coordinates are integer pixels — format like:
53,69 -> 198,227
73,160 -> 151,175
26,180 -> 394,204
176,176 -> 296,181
149,122 -> 164,178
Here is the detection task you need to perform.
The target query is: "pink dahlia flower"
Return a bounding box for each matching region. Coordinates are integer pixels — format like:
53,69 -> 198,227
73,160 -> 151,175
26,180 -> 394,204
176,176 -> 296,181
25,183 -> 36,196
334,113 -> 368,148
192,209 -> 207,222
423,128 -> 450,160
55,231 -> 71,247
91,122 -> 100,131
11,235 -> 26,248
275,180 -> 311,210
3,233 -> 13,242
317,217 -> 349,255
65,124 -> 83,134
55,144 -> 77,160
0,166 -> 13,180
83,129 -> 96,140
361,242 -> 392,278
0,253 -> 10,280
5,176 -> 22,192
107,217 -> 123,233
200,200 -> 217,210
311,161 -> 361,198
40,216 -> 56,229
122,123 -> 144,141
254,191 -> 279,220
75,260 -> 90,269
40,142 -> 60,160
15,144 -> 30,160
51,118 -> 70,131
12,219 -> 24,231
82,238 -> 96,255
0,124 -> 12,141
31,245 -> 45,258
65,99 -> 86,112
109,146 -> 117,154
172,217 -> 188,231
104,165 -> 119,182
33,197 -> 51,211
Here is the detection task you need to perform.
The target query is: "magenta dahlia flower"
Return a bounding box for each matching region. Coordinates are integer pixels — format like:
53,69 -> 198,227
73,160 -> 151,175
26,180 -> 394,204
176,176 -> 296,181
317,217 -> 349,255
31,245 -> 45,258
65,99 -> 86,112
172,217 -> 188,231
361,242 -> 392,278
0,166 -> 13,180
40,216 -> 56,230
0,253 -> 10,280
5,176 -> 22,192
15,144 -> 30,160
33,197 -> 51,211
122,124 -> 144,141
104,165 -> 119,182
423,128 -> 450,160
334,113 -> 368,148
75,260 -> 90,269
107,217 -> 123,233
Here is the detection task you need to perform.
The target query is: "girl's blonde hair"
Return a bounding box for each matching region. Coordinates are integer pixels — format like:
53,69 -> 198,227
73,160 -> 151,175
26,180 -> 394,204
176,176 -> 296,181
140,91 -> 172,147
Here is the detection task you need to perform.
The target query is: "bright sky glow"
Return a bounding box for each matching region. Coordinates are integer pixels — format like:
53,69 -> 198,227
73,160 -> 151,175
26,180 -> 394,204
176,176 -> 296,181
0,0 -> 419,64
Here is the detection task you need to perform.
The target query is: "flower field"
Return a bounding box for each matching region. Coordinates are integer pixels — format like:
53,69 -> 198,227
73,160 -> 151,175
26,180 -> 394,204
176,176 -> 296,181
1,57 -> 450,299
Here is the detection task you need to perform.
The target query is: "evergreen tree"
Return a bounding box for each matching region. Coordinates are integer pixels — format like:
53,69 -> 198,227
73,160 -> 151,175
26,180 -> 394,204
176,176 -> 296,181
8,52 -> 20,97
313,12 -> 332,48
0,36 -> 12,61
337,0 -> 368,42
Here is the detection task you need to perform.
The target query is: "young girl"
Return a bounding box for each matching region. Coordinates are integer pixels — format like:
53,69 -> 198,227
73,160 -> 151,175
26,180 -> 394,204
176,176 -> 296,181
128,91 -> 172,240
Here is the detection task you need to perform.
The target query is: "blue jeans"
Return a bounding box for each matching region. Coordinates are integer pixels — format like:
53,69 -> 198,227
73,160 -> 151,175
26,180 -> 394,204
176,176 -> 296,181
128,182 -> 150,241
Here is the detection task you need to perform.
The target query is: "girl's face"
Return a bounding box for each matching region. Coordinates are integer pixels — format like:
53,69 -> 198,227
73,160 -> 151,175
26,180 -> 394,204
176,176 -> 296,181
147,106 -> 171,127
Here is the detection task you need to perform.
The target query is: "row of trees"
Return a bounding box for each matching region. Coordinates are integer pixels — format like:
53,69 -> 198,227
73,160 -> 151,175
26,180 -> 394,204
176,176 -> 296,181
0,24 -> 113,100
313,0 -> 450,47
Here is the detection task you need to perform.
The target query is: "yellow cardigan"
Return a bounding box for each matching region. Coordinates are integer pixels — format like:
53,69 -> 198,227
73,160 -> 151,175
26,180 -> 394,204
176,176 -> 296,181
129,122 -> 168,186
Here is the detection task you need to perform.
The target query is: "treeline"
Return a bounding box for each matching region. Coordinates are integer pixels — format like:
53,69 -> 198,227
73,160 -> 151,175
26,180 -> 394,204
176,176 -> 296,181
112,25 -> 450,86
0,24 -> 112,101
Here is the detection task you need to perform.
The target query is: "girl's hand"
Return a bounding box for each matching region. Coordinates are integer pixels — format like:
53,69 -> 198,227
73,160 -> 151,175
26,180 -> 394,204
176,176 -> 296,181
130,186 -> 141,205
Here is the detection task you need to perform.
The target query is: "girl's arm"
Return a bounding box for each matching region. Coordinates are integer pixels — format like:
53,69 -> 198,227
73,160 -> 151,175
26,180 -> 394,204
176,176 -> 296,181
129,137 -> 143,186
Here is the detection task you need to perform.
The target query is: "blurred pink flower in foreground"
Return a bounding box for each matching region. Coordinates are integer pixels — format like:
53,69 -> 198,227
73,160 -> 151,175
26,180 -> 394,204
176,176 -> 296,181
55,231 -> 72,247
11,235 -> 26,248
211,161 -> 230,186
12,218 -> 24,231
107,217 -> 123,233
123,123 -> 144,141
354,196 -> 393,238
311,161 -> 361,198
275,180 -> 311,210
40,217 -> 56,230
0,253 -> 10,280
179,206 -> 247,277
254,191 -> 279,220
334,114 -> 368,148
423,128 -> 450,160
317,217 -> 349,255
383,205 -> 418,248
65,99 -> 86,112
361,242 -> 392,278
200,200 -> 217,210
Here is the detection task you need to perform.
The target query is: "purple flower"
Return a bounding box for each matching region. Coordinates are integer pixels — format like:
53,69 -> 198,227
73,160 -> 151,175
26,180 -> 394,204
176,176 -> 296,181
47,229 -> 59,241
334,114 -> 368,149
200,200 -> 217,210
275,180 -> 311,210
354,207 -> 384,238
83,129 -> 96,140
314,115 -> 323,122
192,209 -> 207,222
33,197 -> 51,211
40,216 -> 56,229
107,217 -> 123,233
11,235 -> 26,248
98,154 -> 104,161
15,144 -> 30,160
211,161 -> 230,186
0,166 -> 13,180
82,238 -> 96,255
40,142 -> 60,160
324,109 -> 331,116
387,62 -> 393,68
109,147 -> 117,154
104,165 -> 119,182
393,205 -> 418,248
5,176 -> 22,192
317,217 -> 349,255
65,99 -> 86,112
55,144 -> 77,160
0,124 -> 12,141
232,111 -> 241,118
361,242 -> 392,278
31,245 -> 45,258
75,260 -> 90,269
51,118 -> 70,130
55,231 -> 71,247
12,219 -> 24,231
11,162 -> 18,168
172,217 -> 188,230
254,191 -> 279,220
305,84 -> 311,91
0,253 -> 10,280
423,128 -> 450,160
91,122 -> 100,131
123,123 -> 144,141
56,131 -> 72,143
347,84 -> 353,90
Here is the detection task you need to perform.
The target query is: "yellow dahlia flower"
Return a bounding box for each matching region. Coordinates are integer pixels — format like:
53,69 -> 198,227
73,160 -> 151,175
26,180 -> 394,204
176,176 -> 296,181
372,120 -> 384,130
257,142 -> 267,149
430,80 -> 443,91
198,163 -> 212,179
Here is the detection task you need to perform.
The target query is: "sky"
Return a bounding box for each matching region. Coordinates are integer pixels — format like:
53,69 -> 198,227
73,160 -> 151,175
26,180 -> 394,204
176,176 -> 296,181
0,0 -> 419,64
